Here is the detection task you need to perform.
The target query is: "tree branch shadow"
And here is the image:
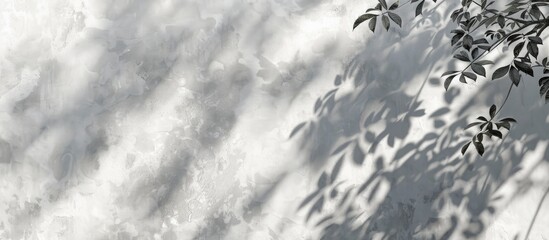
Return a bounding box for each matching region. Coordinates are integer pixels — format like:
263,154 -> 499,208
291,1 -> 549,239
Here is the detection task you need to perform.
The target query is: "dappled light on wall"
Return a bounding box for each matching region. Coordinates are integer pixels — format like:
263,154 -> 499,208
0,0 -> 549,239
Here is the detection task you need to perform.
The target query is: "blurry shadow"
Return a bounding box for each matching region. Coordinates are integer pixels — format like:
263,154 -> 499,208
523,185 -> 549,240
0,2 -> 196,238
1,0 -> 319,238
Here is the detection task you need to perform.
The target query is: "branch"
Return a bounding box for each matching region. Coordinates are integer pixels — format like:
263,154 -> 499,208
461,20 -> 540,74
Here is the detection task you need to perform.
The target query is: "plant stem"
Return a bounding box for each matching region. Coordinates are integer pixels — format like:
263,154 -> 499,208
492,82 -> 514,120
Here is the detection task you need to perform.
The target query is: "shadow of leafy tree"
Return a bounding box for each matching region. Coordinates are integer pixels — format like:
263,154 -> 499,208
1,0 -> 313,238
291,1 -> 549,239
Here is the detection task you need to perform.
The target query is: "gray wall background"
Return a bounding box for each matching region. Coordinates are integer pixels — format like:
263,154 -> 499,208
0,0 -> 548,239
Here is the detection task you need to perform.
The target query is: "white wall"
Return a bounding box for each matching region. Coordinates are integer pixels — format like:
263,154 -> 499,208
0,0 -> 548,239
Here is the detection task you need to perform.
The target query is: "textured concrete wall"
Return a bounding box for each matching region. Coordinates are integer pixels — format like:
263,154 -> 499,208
0,0 -> 548,239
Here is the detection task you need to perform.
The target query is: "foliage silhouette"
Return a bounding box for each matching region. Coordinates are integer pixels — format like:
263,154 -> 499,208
353,0 -> 549,155
292,0 -> 549,239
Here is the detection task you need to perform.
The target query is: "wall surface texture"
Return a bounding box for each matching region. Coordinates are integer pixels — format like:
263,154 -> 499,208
0,0 -> 548,239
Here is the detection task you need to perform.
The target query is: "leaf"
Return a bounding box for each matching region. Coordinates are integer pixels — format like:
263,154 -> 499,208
489,129 -> 503,139
499,117 -> 517,123
507,33 -> 523,43
331,156 -> 344,183
352,144 -> 365,165
471,63 -> 486,77
382,15 -> 390,31
289,122 -> 307,138
318,172 -> 328,188
451,8 -> 462,22
388,12 -> 402,27
452,34 -> 463,46
306,196 -> 324,221
531,4 -> 542,19
473,141 -> 485,156
478,45 -> 491,51
497,121 -> 511,130
334,76 -> 342,86
375,157 -> 384,170
454,54 -> 470,62
513,42 -> 524,57
353,14 -> 377,30
477,116 -> 488,122
314,98 -> 322,113
369,17 -> 377,32
324,88 -> 337,99
374,3 -> 382,11
379,0 -> 388,9
529,36 -> 543,44
364,131 -> 376,142
489,104 -> 496,118
461,141 -> 471,155
541,81 -> 549,102
473,38 -> 489,44
389,2 -> 399,10
430,107 -> 450,117
415,0 -> 424,16
442,70 -> 460,76
444,75 -> 456,90
472,48 -> 479,59
539,76 -> 549,86
540,82 -> 549,97
497,15 -> 505,28
329,188 -> 338,199
331,141 -> 352,155
492,65 -> 509,79
463,71 -> 477,81
459,74 -> 467,83
298,190 -> 319,210
365,7 -> 377,13
509,66 -> 521,86
410,109 -> 425,117
463,34 -> 473,50
527,42 -> 539,58
514,60 -> 533,77
339,189 -> 352,206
